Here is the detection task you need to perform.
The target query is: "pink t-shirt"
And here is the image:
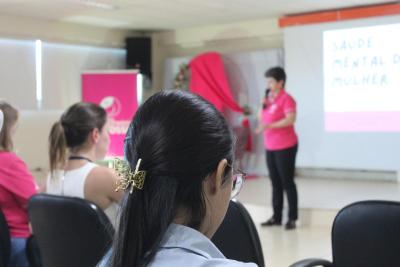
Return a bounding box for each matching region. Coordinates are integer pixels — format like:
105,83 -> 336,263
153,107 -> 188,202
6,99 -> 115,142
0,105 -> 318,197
262,89 -> 298,151
0,151 -> 38,238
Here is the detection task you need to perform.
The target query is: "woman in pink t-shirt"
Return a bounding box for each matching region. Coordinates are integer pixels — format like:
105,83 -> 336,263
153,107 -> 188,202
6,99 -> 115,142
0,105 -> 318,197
0,101 -> 38,267
256,67 -> 298,230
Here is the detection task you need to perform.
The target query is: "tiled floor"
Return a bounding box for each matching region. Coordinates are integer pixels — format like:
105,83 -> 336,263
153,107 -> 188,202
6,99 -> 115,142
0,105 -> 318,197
237,177 -> 400,267
238,176 -> 400,210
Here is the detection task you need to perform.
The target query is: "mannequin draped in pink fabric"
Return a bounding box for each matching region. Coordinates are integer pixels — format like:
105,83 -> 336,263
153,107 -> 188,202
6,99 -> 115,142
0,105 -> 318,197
189,52 -> 252,153
189,52 -> 243,113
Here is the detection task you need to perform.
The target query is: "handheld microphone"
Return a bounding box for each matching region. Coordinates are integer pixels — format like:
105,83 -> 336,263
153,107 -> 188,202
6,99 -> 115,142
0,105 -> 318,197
262,88 -> 271,110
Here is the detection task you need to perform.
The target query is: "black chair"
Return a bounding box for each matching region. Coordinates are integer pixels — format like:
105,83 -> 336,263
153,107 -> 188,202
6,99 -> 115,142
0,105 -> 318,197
212,200 -> 265,267
28,194 -> 114,267
26,235 -> 42,267
0,209 -> 11,267
290,200 -> 400,267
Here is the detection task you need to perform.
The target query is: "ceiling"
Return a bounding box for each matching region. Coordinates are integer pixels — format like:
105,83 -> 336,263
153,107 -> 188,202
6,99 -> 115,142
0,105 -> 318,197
0,0 -> 396,30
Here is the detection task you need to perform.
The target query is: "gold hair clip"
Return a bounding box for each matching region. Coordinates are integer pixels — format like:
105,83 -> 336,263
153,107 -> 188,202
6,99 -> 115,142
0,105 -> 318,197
112,158 -> 146,194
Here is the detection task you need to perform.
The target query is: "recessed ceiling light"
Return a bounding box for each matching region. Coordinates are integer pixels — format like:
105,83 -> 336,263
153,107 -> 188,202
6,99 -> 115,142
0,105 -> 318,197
78,0 -> 119,10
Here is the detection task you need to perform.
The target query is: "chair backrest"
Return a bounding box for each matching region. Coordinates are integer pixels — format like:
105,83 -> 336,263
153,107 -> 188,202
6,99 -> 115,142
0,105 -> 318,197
0,209 -> 11,267
28,194 -> 115,267
332,200 -> 400,267
212,200 -> 265,267
26,235 -> 42,267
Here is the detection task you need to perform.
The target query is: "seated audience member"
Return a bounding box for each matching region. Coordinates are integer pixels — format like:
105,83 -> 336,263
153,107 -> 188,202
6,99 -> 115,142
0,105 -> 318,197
105,91 -> 256,267
0,101 -> 39,267
46,102 -> 122,225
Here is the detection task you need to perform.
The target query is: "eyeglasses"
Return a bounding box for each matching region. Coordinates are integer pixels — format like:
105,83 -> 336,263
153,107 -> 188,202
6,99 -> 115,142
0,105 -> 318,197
227,163 -> 246,199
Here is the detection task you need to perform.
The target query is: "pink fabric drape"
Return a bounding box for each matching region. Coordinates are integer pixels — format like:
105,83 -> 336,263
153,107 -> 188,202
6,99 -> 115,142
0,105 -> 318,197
189,52 -> 243,113
188,52 -> 253,153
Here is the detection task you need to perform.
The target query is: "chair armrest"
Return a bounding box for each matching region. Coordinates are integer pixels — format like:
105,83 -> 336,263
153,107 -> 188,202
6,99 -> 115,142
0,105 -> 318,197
289,258 -> 333,267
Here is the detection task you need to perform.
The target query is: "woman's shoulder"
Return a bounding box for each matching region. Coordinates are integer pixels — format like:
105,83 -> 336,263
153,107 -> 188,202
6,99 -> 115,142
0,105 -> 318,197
0,151 -> 27,167
88,164 -> 116,179
206,259 -> 258,267
97,249 -> 258,267
195,257 -> 258,267
0,150 -> 18,159
282,90 -> 295,99
86,164 -> 118,190
152,223 -> 258,267
281,91 -> 296,106
151,250 -> 257,267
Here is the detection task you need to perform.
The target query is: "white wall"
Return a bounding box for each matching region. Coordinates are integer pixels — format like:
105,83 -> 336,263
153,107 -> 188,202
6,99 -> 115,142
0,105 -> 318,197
0,40 -> 126,172
0,15 -> 141,174
152,17 -> 283,91
0,40 -> 126,110
13,110 -> 62,171
0,38 -> 36,109
42,42 -> 126,109
0,14 -> 140,48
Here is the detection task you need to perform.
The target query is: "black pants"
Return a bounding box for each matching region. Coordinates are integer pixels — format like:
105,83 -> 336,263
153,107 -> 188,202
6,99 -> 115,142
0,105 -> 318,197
266,144 -> 298,221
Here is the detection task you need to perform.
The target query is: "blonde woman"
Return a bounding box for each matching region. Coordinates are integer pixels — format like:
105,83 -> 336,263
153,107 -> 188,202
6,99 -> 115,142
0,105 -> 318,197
0,102 -> 38,267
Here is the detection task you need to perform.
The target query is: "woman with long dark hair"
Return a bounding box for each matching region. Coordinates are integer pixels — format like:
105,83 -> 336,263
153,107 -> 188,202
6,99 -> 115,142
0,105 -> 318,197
107,90 -> 255,267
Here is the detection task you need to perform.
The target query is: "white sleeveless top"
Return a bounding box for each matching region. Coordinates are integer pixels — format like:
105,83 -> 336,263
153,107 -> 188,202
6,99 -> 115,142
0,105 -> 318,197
46,162 -> 119,227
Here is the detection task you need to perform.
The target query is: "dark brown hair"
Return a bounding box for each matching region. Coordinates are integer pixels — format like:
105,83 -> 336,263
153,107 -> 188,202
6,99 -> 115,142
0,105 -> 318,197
264,66 -> 286,85
49,102 -> 107,174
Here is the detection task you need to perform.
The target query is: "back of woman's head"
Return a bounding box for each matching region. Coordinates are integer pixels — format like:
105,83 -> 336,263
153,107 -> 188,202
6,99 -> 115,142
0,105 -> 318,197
110,90 -> 234,267
0,101 -> 19,151
49,102 -> 106,173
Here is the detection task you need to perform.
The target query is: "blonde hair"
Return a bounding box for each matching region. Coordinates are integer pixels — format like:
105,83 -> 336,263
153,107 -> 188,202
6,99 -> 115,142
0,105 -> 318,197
48,121 -> 67,175
0,101 -> 19,151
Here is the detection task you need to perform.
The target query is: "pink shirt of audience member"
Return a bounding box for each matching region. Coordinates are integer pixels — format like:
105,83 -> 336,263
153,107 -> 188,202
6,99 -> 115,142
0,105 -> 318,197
0,151 -> 38,237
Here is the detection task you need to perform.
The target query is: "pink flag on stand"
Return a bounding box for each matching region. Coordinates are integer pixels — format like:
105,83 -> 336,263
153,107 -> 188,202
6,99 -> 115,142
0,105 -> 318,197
82,71 -> 138,157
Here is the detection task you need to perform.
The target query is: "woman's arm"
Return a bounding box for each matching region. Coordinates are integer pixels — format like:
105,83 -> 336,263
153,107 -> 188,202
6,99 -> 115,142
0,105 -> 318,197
256,94 -> 297,133
9,157 -> 39,207
268,112 -> 296,129
256,112 -> 296,133
85,166 -> 123,209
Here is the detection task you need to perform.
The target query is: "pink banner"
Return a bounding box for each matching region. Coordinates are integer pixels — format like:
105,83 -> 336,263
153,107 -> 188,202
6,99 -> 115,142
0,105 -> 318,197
325,111 -> 400,132
82,71 -> 137,157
